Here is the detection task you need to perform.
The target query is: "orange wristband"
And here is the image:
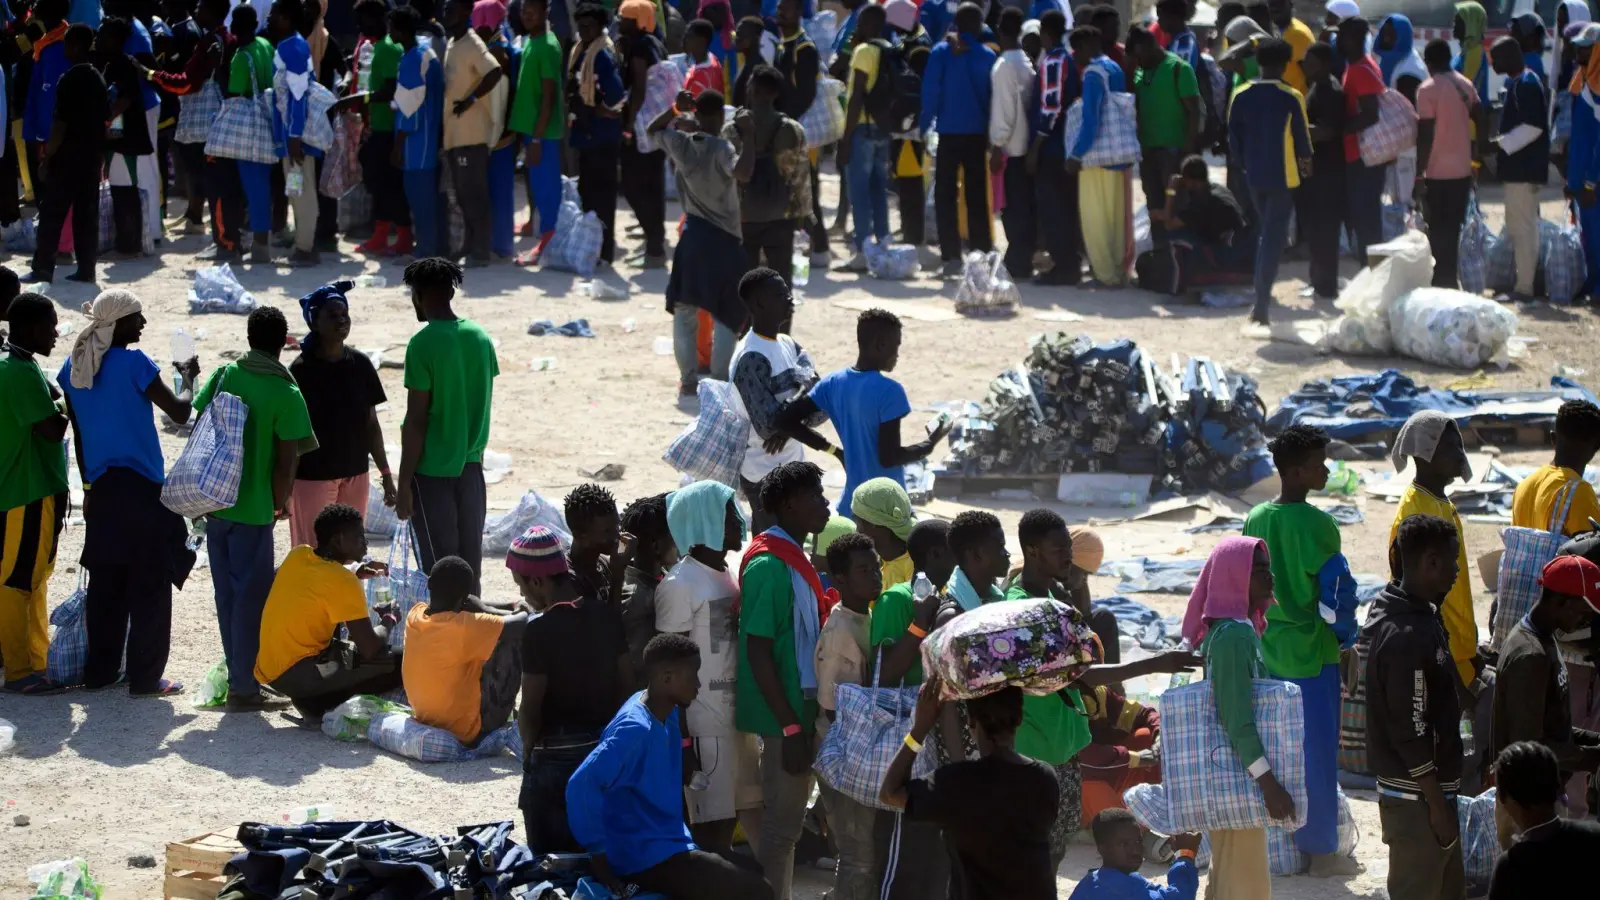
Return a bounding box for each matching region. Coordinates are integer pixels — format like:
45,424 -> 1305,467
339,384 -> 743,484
1176,849 -> 1197,861
906,623 -> 928,639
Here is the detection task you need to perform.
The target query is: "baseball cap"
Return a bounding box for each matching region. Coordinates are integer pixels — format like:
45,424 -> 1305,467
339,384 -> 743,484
1568,22 -> 1600,46
1539,555 -> 1600,612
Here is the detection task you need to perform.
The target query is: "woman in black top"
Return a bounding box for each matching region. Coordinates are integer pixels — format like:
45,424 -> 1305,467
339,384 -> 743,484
286,283 -> 396,547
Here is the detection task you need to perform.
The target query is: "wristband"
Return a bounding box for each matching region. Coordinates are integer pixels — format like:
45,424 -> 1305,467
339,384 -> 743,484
781,724 -> 802,738
906,623 -> 928,639
682,738 -> 694,748
1176,849 -> 1196,861
903,733 -> 924,753
379,467 -> 392,477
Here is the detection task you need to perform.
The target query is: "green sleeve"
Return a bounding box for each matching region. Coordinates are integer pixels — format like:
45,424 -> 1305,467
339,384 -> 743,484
740,554 -> 792,640
273,386 -> 313,442
403,333 -> 432,392
1178,60 -> 1200,98
1004,584 -> 1030,601
193,366 -> 223,413
1207,624 -> 1268,769
228,48 -> 249,94
869,586 -> 912,648
6,363 -> 57,427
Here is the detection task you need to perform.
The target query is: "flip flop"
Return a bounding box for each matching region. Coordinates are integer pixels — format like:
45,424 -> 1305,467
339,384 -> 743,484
3,674 -> 70,695
130,679 -> 185,698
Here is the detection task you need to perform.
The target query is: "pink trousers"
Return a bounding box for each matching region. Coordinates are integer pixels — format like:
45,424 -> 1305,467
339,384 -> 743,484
288,474 -> 370,547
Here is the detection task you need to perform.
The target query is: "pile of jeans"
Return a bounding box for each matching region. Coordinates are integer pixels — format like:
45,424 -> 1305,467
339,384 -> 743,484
944,335 -> 1274,495
215,819 -> 593,899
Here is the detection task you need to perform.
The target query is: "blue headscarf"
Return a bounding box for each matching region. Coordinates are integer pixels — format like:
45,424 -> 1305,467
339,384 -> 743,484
666,481 -> 748,555
299,281 -> 353,329
1376,14 -> 1416,85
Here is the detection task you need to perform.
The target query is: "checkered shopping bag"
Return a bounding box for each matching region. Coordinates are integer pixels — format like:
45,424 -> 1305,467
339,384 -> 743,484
1062,67 -> 1139,169
540,201 -> 603,277
161,389 -> 247,519
1493,481 -> 1580,647
320,113 -> 363,199
364,481 -> 399,539
1540,212 -> 1586,304
338,185 -> 372,232
1458,193 -> 1490,295
634,60 -> 685,154
97,182 -> 154,254
814,651 -> 940,809
205,62 -> 277,165
367,710 -> 517,762
1158,678 -> 1308,832
1266,789 -> 1358,875
1120,784 -> 1213,868
302,82 -> 338,152
1459,788 -> 1499,887
370,522 -> 429,651
800,77 -> 846,150
1487,228 -> 1516,293
1358,89 -> 1418,167
1338,633 -> 1371,774
663,380 -> 747,487
45,573 -> 88,686
175,81 -> 224,144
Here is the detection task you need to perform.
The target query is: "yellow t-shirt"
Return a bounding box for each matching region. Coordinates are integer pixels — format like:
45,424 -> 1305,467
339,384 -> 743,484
255,546 -> 370,684
880,551 -> 914,591
1388,486 -> 1478,686
848,41 -> 881,116
1511,465 -> 1600,536
401,605 -> 506,743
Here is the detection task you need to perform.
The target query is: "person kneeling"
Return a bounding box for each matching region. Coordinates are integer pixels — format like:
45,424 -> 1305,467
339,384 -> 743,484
1069,809 -> 1199,900
402,555 -> 530,746
566,634 -> 772,900
254,503 -> 401,719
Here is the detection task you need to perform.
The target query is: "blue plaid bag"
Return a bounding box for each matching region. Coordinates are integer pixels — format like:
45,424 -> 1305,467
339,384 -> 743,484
1458,193 -> 1490,295
1120,784 -> 1213,868
814,650 -> 939,810
1062,67 -> 1139,169
800,76 -> 846,150
1266,788 -> 1358,875
161,387 -> 247,519
1459,788 -> 1498,888
1539,214 -> 1585,304
175,81 -> 224,144
368,710 -> 517,762
663,380 -> 747,488
1487,230 -> 1517,294
205,62 -> 277,165
1493,481 -> 1579,647
1158,679 -> 1308,832
541,201 -> 603,277
634,60 -> 684,154
369,523 -> 429,651
364,481 -> 399,539
45,574 -> 88,686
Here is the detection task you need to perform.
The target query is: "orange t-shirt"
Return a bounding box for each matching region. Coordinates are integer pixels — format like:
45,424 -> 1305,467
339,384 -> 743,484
401,606 -> 506,743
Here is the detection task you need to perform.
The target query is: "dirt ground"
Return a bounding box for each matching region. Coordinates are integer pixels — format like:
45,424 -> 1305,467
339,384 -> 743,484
2,170 -> 1597,899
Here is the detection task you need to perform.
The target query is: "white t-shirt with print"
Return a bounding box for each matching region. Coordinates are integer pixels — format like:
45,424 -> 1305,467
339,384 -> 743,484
728,332 -> 816,482
655,556 -> 740,738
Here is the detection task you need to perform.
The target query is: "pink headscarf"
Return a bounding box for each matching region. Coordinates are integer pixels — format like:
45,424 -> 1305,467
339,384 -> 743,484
885,0 -> 918,32
471,0 -> 507,31
1180,537 -> 1273,647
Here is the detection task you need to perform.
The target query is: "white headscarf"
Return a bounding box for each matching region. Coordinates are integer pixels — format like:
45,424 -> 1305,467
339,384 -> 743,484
68,290 -> 142,390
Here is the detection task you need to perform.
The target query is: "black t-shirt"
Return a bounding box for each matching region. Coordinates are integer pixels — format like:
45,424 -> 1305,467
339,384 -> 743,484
1490,620 -> 1573,762
103,54 -> 154,158
1305,75 -> 1346,174
521,596 -> 629,735
288,346 -> 387,481
622,33 -> 664,93
904,754 -> 1059,900
55,63 -> 110,159
1174,182 -> 1246,245
1487,819 -> 1600,900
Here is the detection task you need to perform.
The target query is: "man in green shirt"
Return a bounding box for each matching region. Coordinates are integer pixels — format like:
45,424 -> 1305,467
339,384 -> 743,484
1128,24 -> 1201,240
869,519 -> 954,686
355,0 -> 414,255
508,0 -> 566,261
193,305 -> 314,710
1241,423 -> 1357,877
734,460 -> 831,900
395,258 -> 499,583
0,294 -> 70,694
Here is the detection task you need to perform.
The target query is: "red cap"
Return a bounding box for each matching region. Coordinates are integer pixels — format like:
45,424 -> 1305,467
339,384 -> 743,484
1539,556 -> 1600,613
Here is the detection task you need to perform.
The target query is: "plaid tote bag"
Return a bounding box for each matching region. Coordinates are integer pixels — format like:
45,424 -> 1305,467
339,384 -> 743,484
1062,66 -> 1139,169
634,60 -> 684,154
206,61 -> 278,165
814,650 -> 940,810
1159,678 -> 1308,832
801,76 -> 846,150
161,388 -> 248,519
1457,192 -> 1491,295
175,80 -> 224,144
1493,480 -> 1579,647
44,572 -> 89,686
1358,89 -> 1417,167
663,380 -> 748,487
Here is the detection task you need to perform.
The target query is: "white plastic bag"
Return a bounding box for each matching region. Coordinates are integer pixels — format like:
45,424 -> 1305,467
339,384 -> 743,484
1320,230 -> 1434,356
953,251 -> 1019,318
188,263 -> 259,315
1388,288 -> 1519,369
1133,204 -> 1152,256
865,242 -> 919,280
482,490 -> 572,556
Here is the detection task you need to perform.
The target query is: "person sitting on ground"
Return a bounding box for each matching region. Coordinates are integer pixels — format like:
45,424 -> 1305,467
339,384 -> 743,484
254,503 -> 400,719
1487,741 -> 1600,898
401,555 -> 530,746
849,476 -> 917,588
568,633 -> 774,900
1156,154 -> 1252,286
1512,399 -> 1600,536
880,679 -> 1060,900
619,493 -> 678,690
1077,683 -> 1162,826
1068,808 -> 1199,900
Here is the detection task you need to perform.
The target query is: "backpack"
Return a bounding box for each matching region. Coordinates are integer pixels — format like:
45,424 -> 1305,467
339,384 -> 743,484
744,119 -> 791,214
865,39 -> 921,134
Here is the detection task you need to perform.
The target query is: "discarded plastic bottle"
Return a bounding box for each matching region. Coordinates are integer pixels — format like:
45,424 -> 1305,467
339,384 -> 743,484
353,274 -> 387,289
912,571 -> 934,601
284,805 -> 334,824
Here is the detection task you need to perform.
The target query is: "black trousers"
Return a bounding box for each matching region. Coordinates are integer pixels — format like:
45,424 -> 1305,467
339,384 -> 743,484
1138,148 -> 1183,239
32,154 -> 101,279
628,849 -> 771,900
744,217 -> 796,279
1035,154 -> 1083,283
178,142 -> 207,223
157,124 -> 173,219
892,139 -> 925,244
269,642 -> 402,719
1423,176 -> 1472,289
1302,165 -> 1345,298
873,813 -> 949,900
111,185 -> 145,254
208,155 -> 244,252
934,132 -> 992,261
448,144 -> 493,262
360,131 -> 411,226
1345,158 -> 1386,267
620,141 -> 666,258
807,161 -> 829,253
520,734 -> 600,853
410,462 -> 487,585
577,142 -> 621,263
1001,155 -> 1035,278
84,562 -> 172,692
0,128 -> 20,226
312,155 -> 338,243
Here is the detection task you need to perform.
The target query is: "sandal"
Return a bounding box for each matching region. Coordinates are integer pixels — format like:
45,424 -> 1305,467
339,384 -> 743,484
130,678 -> 185,698
3,674 -> 70,695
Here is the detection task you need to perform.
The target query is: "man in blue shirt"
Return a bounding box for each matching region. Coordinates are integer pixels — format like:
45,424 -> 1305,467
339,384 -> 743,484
1030,9 -> 1082,285
921,2 -> 995,276
771,308 -> 951,517
567,633 -> 771,899
271,0 -> 323,266
1492,35 -> 1550,302
392,6 -> 447,259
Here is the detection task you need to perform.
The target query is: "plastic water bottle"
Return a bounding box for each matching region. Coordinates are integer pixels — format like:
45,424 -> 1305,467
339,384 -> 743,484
171,328 -> 197,365
283,805 -> 333,824
285,168 -> 304,197
369,574 -> 393,606
1167,671 -> 1192,692
912,571 -> 934,601
357,41 -> 375,92
353,274 -> 387,289
1460,712 -> 1475,758
792,249 -> 810,287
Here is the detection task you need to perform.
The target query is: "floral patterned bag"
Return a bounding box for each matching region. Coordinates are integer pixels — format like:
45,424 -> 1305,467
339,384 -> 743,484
920,598 -> 1095,699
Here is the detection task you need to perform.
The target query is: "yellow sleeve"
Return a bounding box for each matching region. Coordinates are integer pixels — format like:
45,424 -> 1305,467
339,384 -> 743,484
852,43 -> 879,87
1565,480 -> 1600,535
329,570 -> 371,624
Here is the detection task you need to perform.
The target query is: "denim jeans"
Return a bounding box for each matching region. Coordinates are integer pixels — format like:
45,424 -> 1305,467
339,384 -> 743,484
204,517 -> 276,696
1345,158 -> 1386,266
1249,186 -> 1295,321
525,137 -> 562,236
757,734 -> 817,900
402,168 -> 443,258
518,734 -> 600,853
846,124 -> 890,251
673,303 -> 736,390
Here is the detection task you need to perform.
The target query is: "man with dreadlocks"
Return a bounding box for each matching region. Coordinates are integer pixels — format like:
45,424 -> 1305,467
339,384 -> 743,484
566,483 -> 634,609
620,493 -> 678,689
395,258 -> 499,581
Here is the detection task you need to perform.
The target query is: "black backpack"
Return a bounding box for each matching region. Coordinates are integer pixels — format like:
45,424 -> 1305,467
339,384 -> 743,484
865,40 -> 921,134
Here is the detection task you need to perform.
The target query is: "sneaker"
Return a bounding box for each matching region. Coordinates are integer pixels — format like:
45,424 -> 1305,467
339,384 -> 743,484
838,251 -> 869,272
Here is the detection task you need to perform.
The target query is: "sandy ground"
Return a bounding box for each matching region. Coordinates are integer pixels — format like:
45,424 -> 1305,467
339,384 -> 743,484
2,168 -> 1598,899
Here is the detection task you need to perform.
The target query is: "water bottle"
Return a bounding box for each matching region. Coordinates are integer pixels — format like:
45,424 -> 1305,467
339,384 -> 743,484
792,249 -> 810,287
357,41 -> 375,92
1167,671 -> 1192,692
369,573 -> 393,606
912,571 -> 934,601
283,805 -> 334,824
1460,712 -> 1475,758
171,328 -> 197,367
353,274 -> 387,289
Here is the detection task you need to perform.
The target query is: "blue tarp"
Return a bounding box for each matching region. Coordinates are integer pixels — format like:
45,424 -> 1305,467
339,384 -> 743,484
1266,370 -> 1596,442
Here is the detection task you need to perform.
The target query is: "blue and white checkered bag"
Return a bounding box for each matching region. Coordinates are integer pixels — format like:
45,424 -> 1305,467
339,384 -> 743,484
1459,788 -> 1498,887
1539,215 -> 1585,304
364,481 -> 399,540
1120,784 -> 1213,868
1266,788 -> 1358,875
369,523 -> 429,651
45,573 -> 88,687
800,77 -> 846,150
663,380 -> 747,488
1486,229 -> 1516,293
815,651 -> 939,809
274,81 -> 338,153
1062,68 -> 1139,169
1458,193 -> 1490,295
1158,678 -> 1308,832
176,81 -> 224,144
541,201 -> 603,277
97,182 -> 154,254
368,710 -> 518,762
1492,481 -> 1579,647
162,389 -> 247,519
205,62 -> 277,165
634,60 -> 684,154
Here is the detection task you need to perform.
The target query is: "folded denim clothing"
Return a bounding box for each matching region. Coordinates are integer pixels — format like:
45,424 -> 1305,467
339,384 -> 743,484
526,318 -> 595,338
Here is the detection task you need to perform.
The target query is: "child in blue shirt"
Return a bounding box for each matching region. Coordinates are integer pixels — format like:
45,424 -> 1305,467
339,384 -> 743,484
1068,809 -> 1200,900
